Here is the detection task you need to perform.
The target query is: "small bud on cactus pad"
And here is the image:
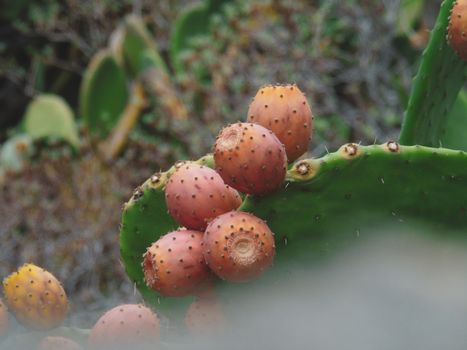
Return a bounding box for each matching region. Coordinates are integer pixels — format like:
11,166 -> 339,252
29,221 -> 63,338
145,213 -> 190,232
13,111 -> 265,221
39,336 -> 83,350
203,211 -> 275,282
2,263 -> 68,330
448,0 -> 467,60
0,299 -> 8,337
247,84 -> 313,162
88,304 -> 159,349
165,162 -> 242,230
143,229 -> 213,297
185,297 -> 225,336
213,122 -> 287,195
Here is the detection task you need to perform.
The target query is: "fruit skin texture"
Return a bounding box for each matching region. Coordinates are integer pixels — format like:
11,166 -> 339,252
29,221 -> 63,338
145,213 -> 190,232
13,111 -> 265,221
448,0 -> 467,61
247,84 -> 313,162
165,162 -> 242,230
0,298 -> 8,337
88,304 -> 159,349
38,336 -> 83,350
143,229 -> 213,297
185,297 -> 225,335
2,263 -> 68,330
214,122 -> 287,195
203,211 -> 276,282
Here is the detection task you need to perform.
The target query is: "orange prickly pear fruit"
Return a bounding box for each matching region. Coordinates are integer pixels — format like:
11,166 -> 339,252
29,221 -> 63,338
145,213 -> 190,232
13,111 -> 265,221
88,304 -> 160,349
203,211 -> 276,283
448,0 -> 467,60
38,336 -> 83,350
143,229 -> 213,297
2,263 -> 68,330
185,296 -> 225,336
214,122 -> 287,195
165,162 -> 242,230
247,84 -> 313,162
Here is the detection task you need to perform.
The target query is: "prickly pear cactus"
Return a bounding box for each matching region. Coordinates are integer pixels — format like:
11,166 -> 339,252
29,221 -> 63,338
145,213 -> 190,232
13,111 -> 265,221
121,15 -> 168,76
170,3 -> 210,75
170,0 -> 229,76
23,94 -> 80,149
120,143 -> 467,316
399,0 -> 467,148
79,50 -> 128,137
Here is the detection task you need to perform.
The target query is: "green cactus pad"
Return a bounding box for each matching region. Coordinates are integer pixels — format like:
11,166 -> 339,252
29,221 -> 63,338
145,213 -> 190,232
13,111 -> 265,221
205,0 -> 231,12
120,144 -> 467,317
399,0 -> 467,147
23,94 -> 80,149
122,15 -> 168,76
170,2 -> 210,75
79,50 -> 128,137
439,88 -> 467,151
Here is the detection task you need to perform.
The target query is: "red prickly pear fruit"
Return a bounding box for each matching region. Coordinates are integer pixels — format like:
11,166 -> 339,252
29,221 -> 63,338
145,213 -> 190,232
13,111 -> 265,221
203,211 -> 275,282
38,336 -> 83,350
2,263 -> 68,330
143,229 -> 213,297
88,304 -> 159,349
213,122 -> 287,195
247,84 -> 313,162
0,299 -> 8,338
185,297 -> 225,336
165,162 -> 242,230
448,0 -> 467,61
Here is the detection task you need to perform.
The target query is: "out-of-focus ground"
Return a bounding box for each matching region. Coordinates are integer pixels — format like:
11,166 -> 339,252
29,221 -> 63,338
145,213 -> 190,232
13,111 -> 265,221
0,0 -> 449,331
3,232 -> 467,349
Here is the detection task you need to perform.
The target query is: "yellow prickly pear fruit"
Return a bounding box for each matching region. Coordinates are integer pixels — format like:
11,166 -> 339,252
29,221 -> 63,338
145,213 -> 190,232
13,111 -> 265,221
2,263 -> 68,330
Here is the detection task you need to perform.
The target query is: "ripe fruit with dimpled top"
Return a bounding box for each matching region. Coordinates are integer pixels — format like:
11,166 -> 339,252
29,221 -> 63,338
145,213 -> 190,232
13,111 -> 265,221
165,162 -> 242,230
143,229 -> 213,297
39,336 -> 83,350
2,263 -> 68,330
213,122 -> 287,195
185,296 -> 225,336
88,304 -> 159,349
448,0 -> 467,61
247,84 -> 313,162
203,211 -> 275,282
0,298 -> 8,338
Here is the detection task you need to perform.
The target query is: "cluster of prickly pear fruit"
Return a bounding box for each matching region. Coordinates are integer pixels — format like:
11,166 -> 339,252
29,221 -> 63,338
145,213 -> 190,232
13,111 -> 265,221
137,83 -> 312,329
